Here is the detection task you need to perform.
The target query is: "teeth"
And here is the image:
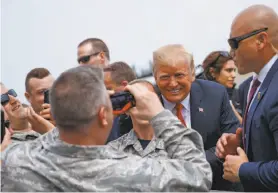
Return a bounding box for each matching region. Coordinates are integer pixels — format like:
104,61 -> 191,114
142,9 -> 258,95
13,105 -> 20,111
170,89 -> 180,93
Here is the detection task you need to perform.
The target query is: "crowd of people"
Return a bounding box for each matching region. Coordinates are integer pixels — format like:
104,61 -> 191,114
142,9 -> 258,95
1,4 -> 278,192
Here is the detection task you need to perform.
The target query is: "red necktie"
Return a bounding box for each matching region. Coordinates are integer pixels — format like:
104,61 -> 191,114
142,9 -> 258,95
176,103 -> 187,127
242,78 -> 261,149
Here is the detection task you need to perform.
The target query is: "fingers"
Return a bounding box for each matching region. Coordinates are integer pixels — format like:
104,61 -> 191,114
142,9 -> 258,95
216,133 -> 230,158
125,84 -> 148,99
42,103 -> 50,109
236,127 -> 243,139
107,90 -> 115,96
216,139 -> 225,158
236,147 -> 245,156
40,105 -> 52,120
220,134 -> 228,146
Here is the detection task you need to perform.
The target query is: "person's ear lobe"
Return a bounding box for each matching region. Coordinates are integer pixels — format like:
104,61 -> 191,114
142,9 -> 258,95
98,106 -> 108,127
25,92 -> 30,102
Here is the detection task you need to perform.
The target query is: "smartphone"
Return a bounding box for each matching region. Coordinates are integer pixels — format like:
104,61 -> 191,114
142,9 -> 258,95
110,91 -> 135,115
44,90 -> 50,104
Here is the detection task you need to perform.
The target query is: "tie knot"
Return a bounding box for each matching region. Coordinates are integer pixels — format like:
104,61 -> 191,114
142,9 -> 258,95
176,103 -> 184,111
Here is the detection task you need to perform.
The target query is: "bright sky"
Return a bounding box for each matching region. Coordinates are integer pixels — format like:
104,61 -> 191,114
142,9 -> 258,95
1,0 -> 278,103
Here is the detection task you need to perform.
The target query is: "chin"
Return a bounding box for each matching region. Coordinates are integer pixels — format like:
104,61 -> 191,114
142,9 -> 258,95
164,95 -> 184,103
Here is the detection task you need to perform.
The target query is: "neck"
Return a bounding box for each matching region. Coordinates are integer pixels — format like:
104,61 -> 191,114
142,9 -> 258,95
10,119 -> 31,132
58,125 -> 107,146
255,49 -> 276,74
133,121 -> 154,140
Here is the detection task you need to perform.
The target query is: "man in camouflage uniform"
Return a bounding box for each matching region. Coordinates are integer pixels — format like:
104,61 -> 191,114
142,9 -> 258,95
1,66 -> 212,191
108,79 -> 167,158
1,83 -> 40,144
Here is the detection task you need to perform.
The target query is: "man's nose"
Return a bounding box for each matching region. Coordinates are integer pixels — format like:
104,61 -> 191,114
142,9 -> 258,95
8,95 -> 17,105
169,77 -> 178,87
231,70 -> 236,78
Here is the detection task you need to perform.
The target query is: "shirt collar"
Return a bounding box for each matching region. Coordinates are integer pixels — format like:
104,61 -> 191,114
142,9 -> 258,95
253,54 -> 278,82
125,129 -> 164,150
162,94 -> 190,111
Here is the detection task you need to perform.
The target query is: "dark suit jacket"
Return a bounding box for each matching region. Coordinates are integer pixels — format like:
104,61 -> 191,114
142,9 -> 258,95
238,76 -> 252,118
238,58 -> 278,191
159,79 -> 240,190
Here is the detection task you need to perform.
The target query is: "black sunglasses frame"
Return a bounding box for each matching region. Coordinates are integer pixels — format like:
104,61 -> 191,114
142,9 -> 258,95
228,27 -> 268,50
209,51 -> 231,67
1,89 -> 17,106
77,52 -> 101,64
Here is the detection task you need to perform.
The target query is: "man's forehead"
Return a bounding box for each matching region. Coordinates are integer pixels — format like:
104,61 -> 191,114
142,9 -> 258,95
157,63 -> 190,72
77,43 -> 94,56
29,76 -> 54,90
230,11 -> 258,38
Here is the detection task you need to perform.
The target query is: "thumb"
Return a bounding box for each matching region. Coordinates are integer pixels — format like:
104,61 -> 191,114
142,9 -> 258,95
237,147 -> 245,156
236,127 -> 243,139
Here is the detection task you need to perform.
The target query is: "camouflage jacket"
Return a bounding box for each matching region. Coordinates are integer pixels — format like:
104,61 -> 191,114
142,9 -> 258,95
108,129 -> 167,158
1,110 -> 212,192
11,130 -> 40,143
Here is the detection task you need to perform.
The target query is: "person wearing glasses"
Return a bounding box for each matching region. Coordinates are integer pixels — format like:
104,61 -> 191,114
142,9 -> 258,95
1,83 -> 54,145
152,44 -> 241,191
77,38 -> 110,67
216,5 -> 278,192
202,51 -> 242,123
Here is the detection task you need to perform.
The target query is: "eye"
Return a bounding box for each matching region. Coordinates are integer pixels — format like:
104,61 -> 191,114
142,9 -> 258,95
175,73 -> 185,78
160,75 -> 170,80
78,56 -> 90,64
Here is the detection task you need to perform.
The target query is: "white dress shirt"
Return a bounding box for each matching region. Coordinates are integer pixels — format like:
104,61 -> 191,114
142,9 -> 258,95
162,94 -> 191,128
247,54 -> 278,111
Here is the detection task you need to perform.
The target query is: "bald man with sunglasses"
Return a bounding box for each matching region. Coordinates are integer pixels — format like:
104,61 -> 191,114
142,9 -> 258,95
216,5 -> 278,191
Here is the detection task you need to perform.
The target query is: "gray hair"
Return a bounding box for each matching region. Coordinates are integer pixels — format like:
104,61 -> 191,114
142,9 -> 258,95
50,66 -> 108,131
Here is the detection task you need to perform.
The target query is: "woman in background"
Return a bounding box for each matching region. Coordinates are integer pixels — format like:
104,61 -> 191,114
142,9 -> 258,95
202,51 -> 242,124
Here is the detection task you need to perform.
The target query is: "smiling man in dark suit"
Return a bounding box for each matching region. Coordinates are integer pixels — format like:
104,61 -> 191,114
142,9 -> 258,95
216,4 -> 278,192
152,44 -> 240,191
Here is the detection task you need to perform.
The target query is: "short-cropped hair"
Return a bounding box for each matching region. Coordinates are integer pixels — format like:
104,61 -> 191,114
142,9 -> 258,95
25,68 -> 51,93
152,44 -> 193,75
78,38 -> 110,61
50,66 -> 108,131
107,61 -> 136,85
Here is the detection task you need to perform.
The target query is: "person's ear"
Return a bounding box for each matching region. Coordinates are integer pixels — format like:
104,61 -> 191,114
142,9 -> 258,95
98,106 -> 108,127
256,32 -> 268,50
99,52 -> 106,62
209,67 -> 216,79
121,80 -> 128,87
25,92 -> 31,102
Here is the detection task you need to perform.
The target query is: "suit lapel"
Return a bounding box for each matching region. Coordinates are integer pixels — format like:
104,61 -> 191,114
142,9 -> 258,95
245,58 -> 278,152
190,81 -> 204,131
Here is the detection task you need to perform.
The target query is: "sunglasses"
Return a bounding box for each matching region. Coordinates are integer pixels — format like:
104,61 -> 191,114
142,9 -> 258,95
1,89 -> 17,106
77,52 -> 101,64
228,27 -> 268,50
209,51 -> 230,67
